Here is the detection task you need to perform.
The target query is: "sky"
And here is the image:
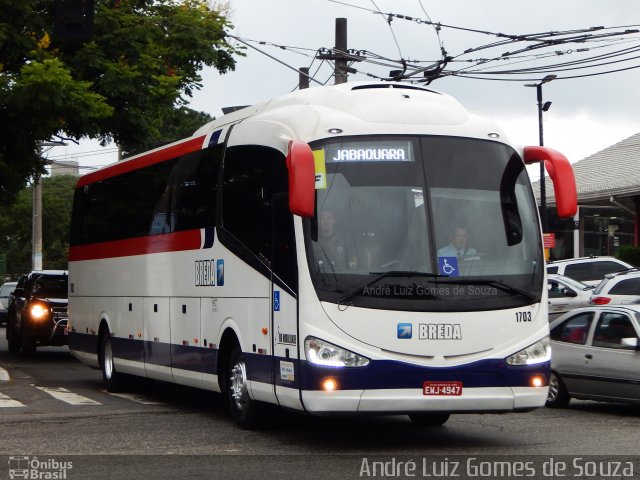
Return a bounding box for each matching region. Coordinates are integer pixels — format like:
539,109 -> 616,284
51,0 -> 640,180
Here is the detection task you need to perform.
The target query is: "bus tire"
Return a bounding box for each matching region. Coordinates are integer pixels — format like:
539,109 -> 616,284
226,346 -> 266,429
546,371 -> 570,408
100,333 -> 128,392
408,413 -> 450,427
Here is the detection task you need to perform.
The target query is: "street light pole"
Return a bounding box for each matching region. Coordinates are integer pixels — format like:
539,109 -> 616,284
526,74 -> 556,232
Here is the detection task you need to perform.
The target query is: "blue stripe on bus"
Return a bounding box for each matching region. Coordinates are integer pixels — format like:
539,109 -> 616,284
246,355 -> 548,391
208,129 -> 222,147
68,332 -> 547,390
202,227 -> 215,249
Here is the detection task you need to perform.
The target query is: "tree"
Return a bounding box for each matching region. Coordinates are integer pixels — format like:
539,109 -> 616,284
0,175 -> 77,275
123,106 -> 215,157
0,0 -> 241,205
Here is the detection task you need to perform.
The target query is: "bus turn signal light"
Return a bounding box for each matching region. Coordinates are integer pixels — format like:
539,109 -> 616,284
322,378 -> 338,392
530,375 -> 546,388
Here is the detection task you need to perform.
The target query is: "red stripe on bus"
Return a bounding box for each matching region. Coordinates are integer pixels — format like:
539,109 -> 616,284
76,136 -> 207,187
69,230 -> 202,261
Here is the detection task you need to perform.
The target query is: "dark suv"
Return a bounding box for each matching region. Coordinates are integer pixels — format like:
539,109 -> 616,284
6,270 -> 69,354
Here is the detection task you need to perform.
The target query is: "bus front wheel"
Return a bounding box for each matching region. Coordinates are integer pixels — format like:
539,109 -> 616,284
226,346 -> 266,429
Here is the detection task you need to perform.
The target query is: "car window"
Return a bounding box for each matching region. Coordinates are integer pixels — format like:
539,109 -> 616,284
592,312 -> 638,349
547,266 -> 558,275
32,275 -> 68,298
548,281 -> 572,298
594,261 -> 629,277
0,284 -> 15,297
550,312 -> 594,345
608,278 -> 640,296
564,263 -> 595,282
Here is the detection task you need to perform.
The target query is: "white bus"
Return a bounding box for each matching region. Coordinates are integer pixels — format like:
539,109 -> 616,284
68,82 -> 577,428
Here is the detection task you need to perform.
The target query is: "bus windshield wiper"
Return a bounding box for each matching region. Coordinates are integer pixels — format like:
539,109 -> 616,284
436,278 -> 536,301
337,271 -> 445,305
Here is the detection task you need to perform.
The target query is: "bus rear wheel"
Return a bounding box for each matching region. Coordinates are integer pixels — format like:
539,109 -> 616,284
100,334 -> 128,392
408,413 -> 450,427
226,346 -> 266,429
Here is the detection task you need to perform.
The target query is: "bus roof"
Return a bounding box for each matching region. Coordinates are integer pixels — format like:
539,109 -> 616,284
78,81 -> 511,187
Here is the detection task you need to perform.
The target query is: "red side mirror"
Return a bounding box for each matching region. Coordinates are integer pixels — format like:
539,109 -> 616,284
286,140 -> 315,217
523,146 -> 577,218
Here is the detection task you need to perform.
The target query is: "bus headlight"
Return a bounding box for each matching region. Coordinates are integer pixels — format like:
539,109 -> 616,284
305,337 -> 370,367
505,337 -> 551,366
29,303 -> 49,321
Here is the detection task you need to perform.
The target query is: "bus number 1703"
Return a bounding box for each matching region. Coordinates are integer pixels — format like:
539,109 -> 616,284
515,311 -> 532,322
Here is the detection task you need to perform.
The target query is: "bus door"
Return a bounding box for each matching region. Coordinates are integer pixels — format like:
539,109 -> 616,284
271,193 -> 303,410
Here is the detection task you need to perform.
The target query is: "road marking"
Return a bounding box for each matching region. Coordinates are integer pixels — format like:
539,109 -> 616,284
103,391 -> 164,405
33,385 -> 101,405
0,367 -> 9,382
0,392 -> 25,408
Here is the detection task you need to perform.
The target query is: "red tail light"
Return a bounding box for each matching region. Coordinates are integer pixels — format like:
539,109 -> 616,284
590,296 -> 611,305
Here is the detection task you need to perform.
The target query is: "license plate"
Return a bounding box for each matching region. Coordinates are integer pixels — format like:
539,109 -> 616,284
423,381 -> 463,396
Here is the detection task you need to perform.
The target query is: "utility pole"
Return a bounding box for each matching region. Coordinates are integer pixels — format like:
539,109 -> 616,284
32,173 -> 43,271
33,141 -> 66,271
299,67 -> 310,90
317,18 -> 361,85
334,18 -> 348,84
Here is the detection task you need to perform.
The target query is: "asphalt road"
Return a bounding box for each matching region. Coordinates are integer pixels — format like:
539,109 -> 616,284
0,328 -> 638,480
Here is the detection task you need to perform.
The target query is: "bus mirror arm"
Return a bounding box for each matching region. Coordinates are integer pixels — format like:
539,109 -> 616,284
523,146 -> 578,219
286,140 -> 316,218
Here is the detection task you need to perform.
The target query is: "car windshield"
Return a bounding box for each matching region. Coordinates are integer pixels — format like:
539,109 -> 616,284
32,275 -> 68,298
304,135 -> 543,312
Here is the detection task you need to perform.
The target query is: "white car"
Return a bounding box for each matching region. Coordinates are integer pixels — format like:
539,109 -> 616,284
546,256 -> 633,286
547,274 -> 594,320
589,269 -> 640,305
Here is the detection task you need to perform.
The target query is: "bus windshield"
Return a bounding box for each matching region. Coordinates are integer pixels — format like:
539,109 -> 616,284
304,135 -> 543,312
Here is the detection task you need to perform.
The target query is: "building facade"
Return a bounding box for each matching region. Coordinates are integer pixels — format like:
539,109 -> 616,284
534,132 -> 640,260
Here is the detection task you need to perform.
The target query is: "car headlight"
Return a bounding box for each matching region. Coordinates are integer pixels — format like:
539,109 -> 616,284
505,337 -> 551,366
0,305 -> 6,313
30,304 -> 49,320
305,337 -> 370,367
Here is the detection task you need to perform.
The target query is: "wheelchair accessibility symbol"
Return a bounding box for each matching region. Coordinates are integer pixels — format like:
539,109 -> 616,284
438,256 -> 459,277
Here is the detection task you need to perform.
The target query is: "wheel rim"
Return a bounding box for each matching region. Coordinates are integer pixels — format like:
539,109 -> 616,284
548,373 -> 559,402
104,339 -> 114,380
229,360 -> 248,412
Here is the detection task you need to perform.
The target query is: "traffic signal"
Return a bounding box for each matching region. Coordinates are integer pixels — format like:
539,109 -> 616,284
54,0 -> 95,41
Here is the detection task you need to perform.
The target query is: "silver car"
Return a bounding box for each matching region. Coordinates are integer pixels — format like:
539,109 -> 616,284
547,274 -> 594,321
547,305 -> 640,407
0,281 -> 17,326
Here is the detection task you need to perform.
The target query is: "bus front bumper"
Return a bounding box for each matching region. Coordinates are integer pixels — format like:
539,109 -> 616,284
301,386 -> 547,414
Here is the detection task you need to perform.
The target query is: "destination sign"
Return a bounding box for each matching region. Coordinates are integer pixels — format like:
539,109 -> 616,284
325,140 -> 414,163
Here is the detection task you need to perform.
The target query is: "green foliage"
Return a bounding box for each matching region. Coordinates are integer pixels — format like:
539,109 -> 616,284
617,245 -> 640,267
0,0 -> 241,205
0,175 -> 77,275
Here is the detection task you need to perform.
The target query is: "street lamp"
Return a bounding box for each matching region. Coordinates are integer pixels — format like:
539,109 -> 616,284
525,74 -> 557,232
